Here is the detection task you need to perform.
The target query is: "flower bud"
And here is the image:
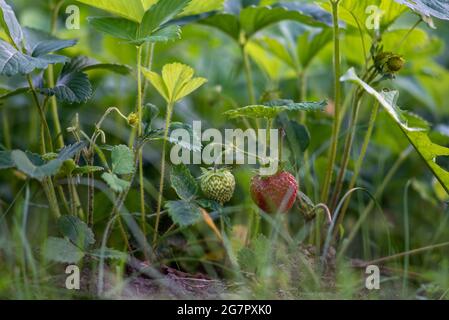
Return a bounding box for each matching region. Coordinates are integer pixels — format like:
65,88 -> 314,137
127,112 -> 139,127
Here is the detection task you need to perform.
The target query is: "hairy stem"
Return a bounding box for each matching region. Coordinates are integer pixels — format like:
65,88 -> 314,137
154,102 -> 174,247
136,45 -> 147,236
26,75 -> 54,153
321,0 -> 341,203
47,0 -> 66,149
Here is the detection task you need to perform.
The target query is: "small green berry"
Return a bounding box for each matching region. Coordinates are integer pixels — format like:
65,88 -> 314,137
200,168 -> 235,204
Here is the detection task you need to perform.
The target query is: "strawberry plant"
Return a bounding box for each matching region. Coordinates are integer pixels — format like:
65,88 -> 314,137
1,0 -> 449,301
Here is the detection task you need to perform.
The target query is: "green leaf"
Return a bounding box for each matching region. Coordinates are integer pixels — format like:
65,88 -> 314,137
131,25 -> 182,44
240,4 -> 330,38
57,141 -> 87,161
395,0 -> 449,21
225,100 -> 326,120
44,237 -> 85,263
257,36 -> 296,70
142,103 -> 159,134
0,0 -> 23,49
11,150 -> 63,181
297,29 -> 333,69
139,0 -> 191,38
39,57 -> 93,104
90,248 -> 128,260
58,215 -> 95,250
168,122 -> 202,152
165,200 -> 202,227
77,0 -> 152,22
23,28 -> 77,57
143,62 -> 207,103
88,17 -> 139,41
0,40 -> 38,76
199,14 -> 240,41
61,56 -> 132,75
102,172 -> 130,193
170,164 -> 198,200
111,145 -> 135,175
237,234 -> 270,274
342,67 -> 449,195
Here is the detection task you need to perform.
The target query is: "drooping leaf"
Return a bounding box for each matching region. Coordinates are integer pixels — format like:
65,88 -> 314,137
0,40 -> 38,76
200,3 -> 331,42
342,67 -> 449,195
111,145 -> 135,175
225,100 -> 326,120
394,0 -> 449,20
199,13 -> 240,41
165,200 -> 202,227
61,56 -> 132,75
170,164 -> 198,200
11,150 -> 63,181
23,27 -> 77,57
102,172 -> 130,193
44,237 -> 85,263
58,215 -> 95,250
39,57 -> 93,104
90,248 -> 128,260
0,0 -> 23,49
240,4 -> 330,38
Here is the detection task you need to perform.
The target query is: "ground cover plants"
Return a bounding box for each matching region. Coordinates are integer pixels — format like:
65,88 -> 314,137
1,0 -> 449,300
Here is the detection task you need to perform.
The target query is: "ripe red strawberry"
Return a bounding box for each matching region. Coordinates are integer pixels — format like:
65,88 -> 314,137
250,171 -> 298,213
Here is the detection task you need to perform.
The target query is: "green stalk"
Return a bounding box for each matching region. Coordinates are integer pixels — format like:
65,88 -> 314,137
42,179 -> 61,219
321,0 -> 341,203
242,44 -> 256,105
154,101 -> 174,246
48,0 -> 65,148
329,95 -> 362,210
330,71 -> 377,210
1,109 -> 11,149
26,75 -> 53,153
336,101 -> 379,228
136,45 -> 147,236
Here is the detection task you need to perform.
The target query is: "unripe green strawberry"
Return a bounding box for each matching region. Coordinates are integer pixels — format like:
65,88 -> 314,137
200,168 -> 235,204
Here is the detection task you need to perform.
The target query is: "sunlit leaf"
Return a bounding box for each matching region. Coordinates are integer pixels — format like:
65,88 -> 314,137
342,67 -> 449,195
143,62 -> 206,103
